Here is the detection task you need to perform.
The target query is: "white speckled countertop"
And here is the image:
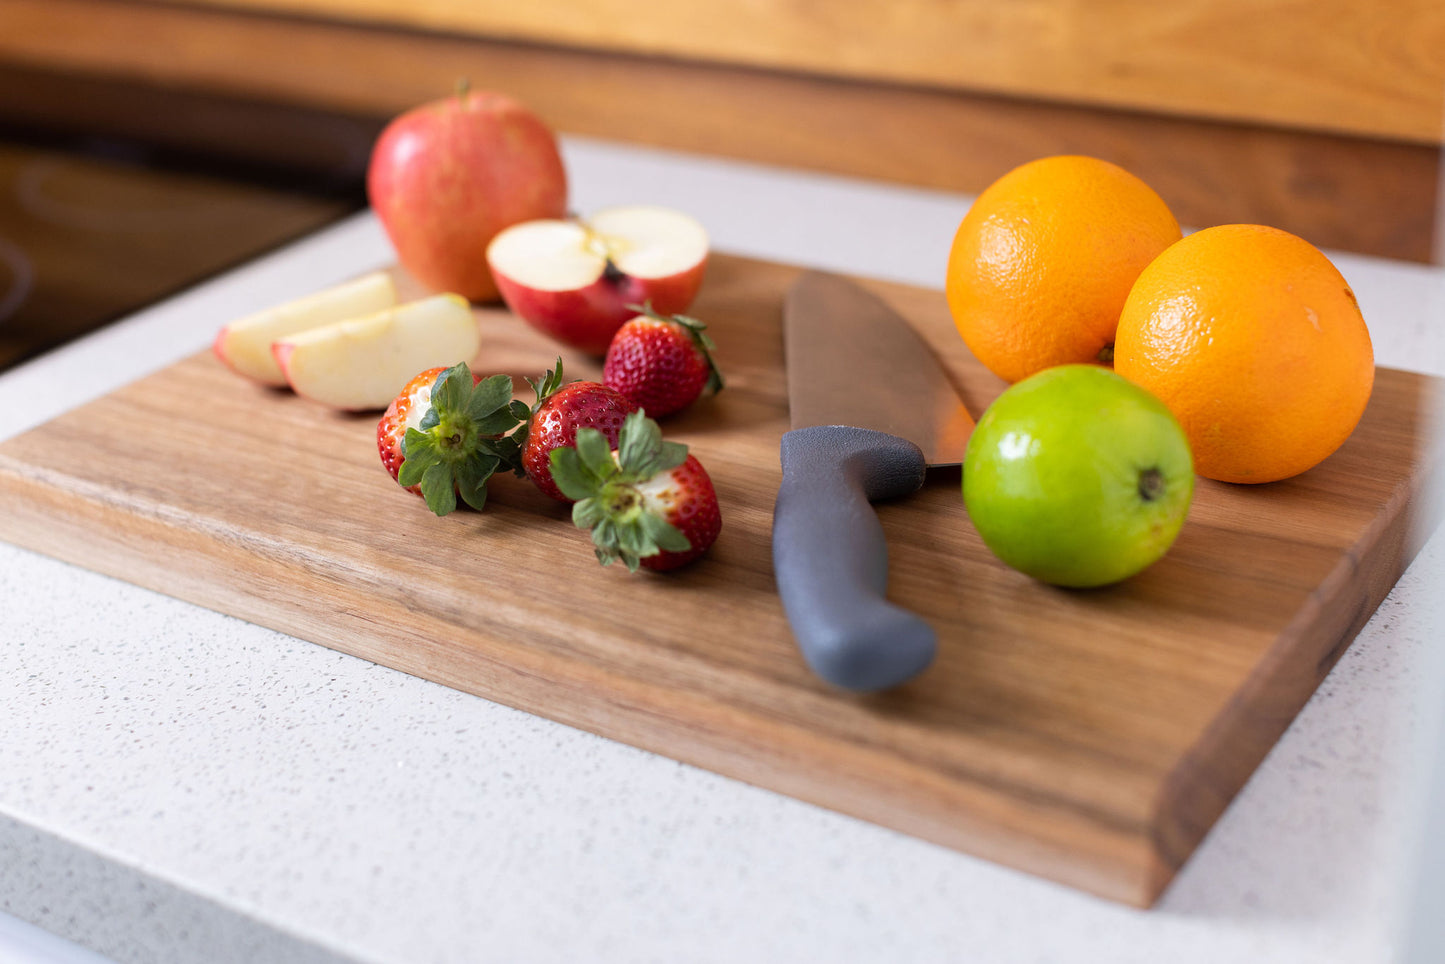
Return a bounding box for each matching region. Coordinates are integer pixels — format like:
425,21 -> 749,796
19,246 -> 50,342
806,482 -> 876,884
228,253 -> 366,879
1,137 -> 1443,964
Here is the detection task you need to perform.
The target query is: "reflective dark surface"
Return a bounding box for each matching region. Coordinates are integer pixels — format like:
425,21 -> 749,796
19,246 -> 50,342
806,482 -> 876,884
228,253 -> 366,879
0,126 -> 363,371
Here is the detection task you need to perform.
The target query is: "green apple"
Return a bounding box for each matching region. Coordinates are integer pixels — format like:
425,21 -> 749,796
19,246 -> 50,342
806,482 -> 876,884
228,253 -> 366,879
963,364 -> 1194,587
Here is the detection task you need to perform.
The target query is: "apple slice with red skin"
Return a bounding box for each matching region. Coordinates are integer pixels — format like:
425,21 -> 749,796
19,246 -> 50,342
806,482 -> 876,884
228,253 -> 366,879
273,294 -> 480,411
213,271 -> 398,386
486,206 -> 708,355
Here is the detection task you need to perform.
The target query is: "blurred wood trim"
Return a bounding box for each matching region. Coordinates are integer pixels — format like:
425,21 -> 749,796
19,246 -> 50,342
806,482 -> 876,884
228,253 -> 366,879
0,0 -> 1437,263
174,0 -> 1445,146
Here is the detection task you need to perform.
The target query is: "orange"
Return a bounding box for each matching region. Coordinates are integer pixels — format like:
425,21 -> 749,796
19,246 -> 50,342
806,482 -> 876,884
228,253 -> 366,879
1114,224 -> 1374,484
945,155 -> 1181,384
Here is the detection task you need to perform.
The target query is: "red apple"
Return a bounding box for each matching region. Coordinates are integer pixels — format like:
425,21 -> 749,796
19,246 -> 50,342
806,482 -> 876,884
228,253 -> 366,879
486,205 -> 708,355
367,86 -> 568,302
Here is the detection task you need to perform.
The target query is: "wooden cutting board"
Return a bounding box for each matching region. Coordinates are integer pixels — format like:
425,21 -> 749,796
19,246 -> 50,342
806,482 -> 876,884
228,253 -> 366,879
0,254 -> 1435,907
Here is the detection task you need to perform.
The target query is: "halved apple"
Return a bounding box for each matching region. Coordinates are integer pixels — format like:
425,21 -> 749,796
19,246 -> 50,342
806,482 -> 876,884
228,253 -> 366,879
213,271 -> 398,386
486,205 -> 708,355
273,294 -> 480,411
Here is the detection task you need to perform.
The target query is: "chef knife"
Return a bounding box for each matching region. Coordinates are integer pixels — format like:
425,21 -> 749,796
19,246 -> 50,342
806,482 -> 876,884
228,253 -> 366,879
773,271 -> 975,692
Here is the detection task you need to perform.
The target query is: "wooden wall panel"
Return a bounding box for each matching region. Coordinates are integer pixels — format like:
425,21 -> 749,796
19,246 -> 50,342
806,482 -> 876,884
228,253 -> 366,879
171,0 -> 1445,145
0,0 -> 1437,262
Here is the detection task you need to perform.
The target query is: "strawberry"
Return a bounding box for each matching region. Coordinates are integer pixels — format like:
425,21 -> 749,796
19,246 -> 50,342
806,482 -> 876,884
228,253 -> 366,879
602,304 -> 723,417
376,361 -> 527,515
549,410 -> 721,571
518,358 -> 637,502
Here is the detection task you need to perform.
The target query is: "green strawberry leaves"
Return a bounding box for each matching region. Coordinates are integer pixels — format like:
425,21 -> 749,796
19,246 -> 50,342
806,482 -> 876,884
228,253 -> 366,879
548,427 -> 616,503
549,410 -> 691,571
389,365 -> 707,571
523,357 -> 569,416
509,357 -> 570,466
626,302 -> 725,395
399,362 -> 520,516
616,408 -> 688,479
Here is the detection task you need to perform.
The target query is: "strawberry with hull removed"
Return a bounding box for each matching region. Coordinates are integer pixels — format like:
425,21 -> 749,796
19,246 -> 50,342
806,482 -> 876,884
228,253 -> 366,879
550,410 -> 721,572
376,362 -> 526,515
603,305 -> 724,417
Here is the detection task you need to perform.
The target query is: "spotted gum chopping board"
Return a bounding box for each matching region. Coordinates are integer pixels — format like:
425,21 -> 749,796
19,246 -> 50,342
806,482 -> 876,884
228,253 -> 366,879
0,254 -> 1436,906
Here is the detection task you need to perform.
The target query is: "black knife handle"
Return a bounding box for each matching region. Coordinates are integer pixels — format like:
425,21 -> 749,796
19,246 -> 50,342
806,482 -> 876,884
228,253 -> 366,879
772,425 -> 936,691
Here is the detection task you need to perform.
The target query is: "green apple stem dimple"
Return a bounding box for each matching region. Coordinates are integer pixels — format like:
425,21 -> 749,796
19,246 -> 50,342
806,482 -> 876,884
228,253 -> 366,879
1138,467 -> 1165,502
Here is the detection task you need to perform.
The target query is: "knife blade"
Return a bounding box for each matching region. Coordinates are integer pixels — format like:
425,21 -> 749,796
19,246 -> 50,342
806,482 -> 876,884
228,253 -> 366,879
772,271 -> 974,691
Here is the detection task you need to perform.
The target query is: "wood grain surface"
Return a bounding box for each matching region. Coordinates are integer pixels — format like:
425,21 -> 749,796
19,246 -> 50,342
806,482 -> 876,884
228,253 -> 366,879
172,0 -> 1445,145
0,1 -> 1437,263
0,255 -> 1435,906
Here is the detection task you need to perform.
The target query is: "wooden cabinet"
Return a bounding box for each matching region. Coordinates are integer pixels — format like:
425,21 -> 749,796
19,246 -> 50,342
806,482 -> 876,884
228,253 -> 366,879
0,0 -> 1439,261
172,0 -> 1445,145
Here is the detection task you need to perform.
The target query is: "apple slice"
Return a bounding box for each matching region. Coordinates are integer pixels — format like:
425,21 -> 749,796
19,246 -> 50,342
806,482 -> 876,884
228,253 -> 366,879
486,205 -> 708,355
274,294 -> 480,411
213,271 -> 398,386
